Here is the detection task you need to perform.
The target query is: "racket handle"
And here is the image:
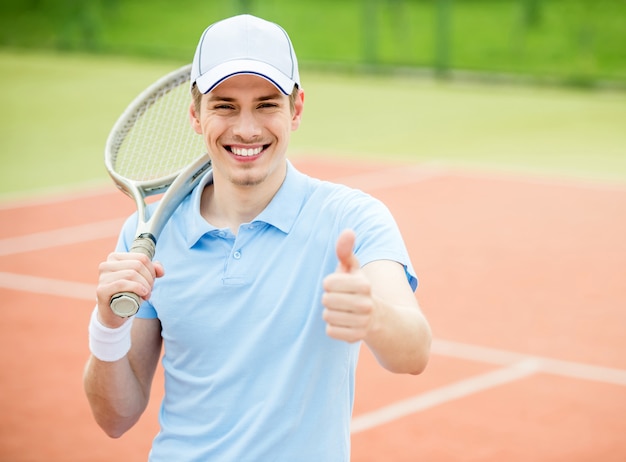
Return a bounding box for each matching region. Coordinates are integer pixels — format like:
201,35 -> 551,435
110,234 -> 156,318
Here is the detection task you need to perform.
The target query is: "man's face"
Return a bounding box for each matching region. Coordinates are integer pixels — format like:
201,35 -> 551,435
190,74 -> 304,190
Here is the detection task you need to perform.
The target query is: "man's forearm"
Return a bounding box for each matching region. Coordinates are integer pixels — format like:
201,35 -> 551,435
365,299 -> 432,375
83,355 -> 149,438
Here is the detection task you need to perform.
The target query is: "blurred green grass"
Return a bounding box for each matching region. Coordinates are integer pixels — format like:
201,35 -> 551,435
0,51 -> 180,198
1,49 -> 625,200
1,0 -> 625,85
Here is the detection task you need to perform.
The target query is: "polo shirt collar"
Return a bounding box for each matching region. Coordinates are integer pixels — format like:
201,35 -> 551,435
185,160 -> 307,247
254,160 -> 305,234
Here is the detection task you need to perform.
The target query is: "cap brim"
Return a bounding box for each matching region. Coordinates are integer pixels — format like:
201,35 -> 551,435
195,59 -> 297,95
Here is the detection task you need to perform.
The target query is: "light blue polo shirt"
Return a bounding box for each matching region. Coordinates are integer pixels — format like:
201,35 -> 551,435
116,161 -> 417,461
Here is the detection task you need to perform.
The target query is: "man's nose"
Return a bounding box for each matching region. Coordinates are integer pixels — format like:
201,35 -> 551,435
232,109 -> 262,139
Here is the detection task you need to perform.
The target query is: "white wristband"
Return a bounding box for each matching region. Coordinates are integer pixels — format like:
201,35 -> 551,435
88,307 -> 134,362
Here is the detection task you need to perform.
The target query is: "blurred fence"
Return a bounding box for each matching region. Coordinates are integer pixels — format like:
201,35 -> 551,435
1,0 -> 624,87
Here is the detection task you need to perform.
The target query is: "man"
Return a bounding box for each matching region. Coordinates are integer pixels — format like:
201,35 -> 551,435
84,14 -> 431,461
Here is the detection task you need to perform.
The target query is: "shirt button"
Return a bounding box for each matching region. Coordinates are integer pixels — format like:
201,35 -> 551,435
233,250 -> 242,259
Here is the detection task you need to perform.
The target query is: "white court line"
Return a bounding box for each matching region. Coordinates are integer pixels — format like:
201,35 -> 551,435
432,338 -> 626,387
0,218 -> 123,257
352,340 -> 626,434
444,166 -> 626,193
0,272 -> 94,301
351,359 -> 541,434
333,164 -> 448,192
432,338 -> 528,365
0,183 -> 112,211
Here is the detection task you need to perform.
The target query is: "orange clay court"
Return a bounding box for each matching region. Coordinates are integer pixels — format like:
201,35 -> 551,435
0,157 -> 624,461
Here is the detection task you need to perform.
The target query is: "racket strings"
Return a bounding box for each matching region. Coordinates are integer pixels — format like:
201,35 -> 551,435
112,74 -> 205,182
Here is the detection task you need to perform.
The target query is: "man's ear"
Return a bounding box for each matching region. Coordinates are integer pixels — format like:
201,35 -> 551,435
189,102 -> 202,134
291,88 -> 305,131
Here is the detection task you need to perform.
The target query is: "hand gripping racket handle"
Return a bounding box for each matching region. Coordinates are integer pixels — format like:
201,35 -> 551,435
109,233 -> 156,318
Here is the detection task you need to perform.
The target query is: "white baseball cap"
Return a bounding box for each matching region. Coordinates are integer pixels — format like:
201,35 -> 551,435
191,14 -> 300,95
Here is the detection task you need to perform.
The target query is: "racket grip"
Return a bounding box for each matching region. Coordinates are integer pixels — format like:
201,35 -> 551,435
110,234 -> 156,318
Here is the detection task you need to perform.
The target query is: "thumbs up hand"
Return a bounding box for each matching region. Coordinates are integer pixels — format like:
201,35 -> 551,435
322,229 -> 376,343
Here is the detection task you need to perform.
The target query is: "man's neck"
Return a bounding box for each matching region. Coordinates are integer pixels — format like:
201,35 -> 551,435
199,167 -> 287,235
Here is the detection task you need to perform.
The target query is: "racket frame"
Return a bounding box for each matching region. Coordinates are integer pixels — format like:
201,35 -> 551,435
104,64 -> 211,317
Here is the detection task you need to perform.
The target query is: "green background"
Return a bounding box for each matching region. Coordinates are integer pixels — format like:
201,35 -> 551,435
3,0 -> 625,84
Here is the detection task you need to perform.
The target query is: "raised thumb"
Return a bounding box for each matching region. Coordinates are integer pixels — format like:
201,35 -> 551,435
336,229 -> 359,273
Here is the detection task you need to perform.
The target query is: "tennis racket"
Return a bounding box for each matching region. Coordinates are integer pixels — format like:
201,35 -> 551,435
105,64 -> 211,318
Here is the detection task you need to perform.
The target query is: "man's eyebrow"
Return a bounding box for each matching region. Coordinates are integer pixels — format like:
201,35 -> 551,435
207,95 -> 235,103
257,93 -> 283,101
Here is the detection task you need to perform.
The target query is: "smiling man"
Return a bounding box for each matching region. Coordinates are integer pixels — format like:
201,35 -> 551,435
84,14 -> 431,462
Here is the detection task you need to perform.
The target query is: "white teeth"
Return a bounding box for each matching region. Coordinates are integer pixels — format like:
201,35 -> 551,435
231,146 -> 263,157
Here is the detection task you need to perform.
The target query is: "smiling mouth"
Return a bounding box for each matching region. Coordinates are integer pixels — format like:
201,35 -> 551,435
228,145 -> 268,157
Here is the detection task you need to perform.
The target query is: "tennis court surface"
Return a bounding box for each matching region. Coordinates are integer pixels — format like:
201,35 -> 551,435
1,157 -> 625,461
